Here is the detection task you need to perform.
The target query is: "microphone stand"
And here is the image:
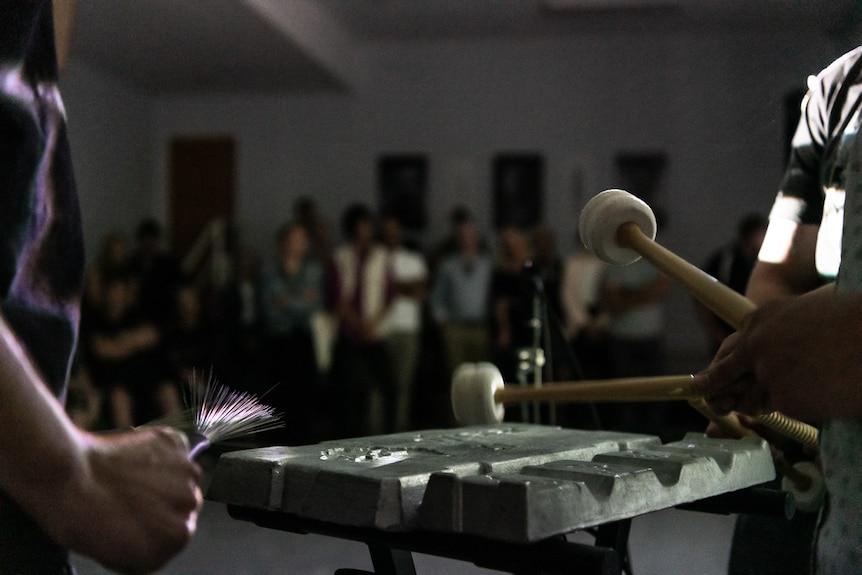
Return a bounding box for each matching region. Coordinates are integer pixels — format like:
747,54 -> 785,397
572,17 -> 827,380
516,261 -> 550,424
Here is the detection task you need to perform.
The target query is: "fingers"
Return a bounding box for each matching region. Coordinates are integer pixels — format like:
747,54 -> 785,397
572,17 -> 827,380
133,427 -> 204,511
694,331 -> 769,416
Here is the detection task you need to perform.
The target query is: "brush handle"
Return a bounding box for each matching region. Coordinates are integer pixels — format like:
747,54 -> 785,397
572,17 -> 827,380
187,431 -> 211,459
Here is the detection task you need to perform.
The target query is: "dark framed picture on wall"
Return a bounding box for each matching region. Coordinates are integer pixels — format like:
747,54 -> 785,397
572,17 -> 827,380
493,153 -> 544,229
377,154 -> 428,230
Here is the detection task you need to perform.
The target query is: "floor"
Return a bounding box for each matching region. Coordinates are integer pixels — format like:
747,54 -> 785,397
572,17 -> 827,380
71,498 -> 738,575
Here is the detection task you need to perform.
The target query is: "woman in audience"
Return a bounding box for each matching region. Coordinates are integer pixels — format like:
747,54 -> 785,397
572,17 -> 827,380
81,272 -> 180,427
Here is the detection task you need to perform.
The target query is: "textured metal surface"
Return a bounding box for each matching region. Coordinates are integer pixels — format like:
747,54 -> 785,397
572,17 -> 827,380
207,425 -> 774,542
420,432 -> 775,542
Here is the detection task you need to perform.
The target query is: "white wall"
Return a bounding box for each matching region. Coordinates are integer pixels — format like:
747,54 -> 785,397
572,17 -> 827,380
62,28 -> 859,364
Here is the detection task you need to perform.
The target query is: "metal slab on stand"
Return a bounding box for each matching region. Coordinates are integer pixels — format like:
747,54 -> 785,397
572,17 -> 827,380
207,424 -> 774,542
207,424 -> 659,530
418,432 -> 775,543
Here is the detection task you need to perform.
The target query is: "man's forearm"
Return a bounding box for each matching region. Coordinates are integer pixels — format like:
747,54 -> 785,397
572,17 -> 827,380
0,314 -> 88,543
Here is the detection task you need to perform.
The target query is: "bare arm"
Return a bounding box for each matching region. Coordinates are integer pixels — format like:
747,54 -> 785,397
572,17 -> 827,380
746,223 -> 822,304
0,315 -> 201,574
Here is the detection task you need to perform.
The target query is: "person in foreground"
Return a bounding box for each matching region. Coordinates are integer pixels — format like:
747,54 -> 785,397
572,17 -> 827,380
0,2 -> 202,573
696,45 -> 862,574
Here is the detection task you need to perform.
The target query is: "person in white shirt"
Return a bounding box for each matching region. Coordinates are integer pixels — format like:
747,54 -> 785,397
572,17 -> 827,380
380,214 -> 428,432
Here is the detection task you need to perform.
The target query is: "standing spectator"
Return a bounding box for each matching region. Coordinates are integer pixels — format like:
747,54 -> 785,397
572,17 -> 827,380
560,237 -> 611,381
259,222 -> 324,443
217,247 -> 265,392
698,213 -> 768,353
293,196 -> 333,263
489,226 -> 534,383
532,224 -> 567,382
380,213 -> 428,432
428,205 -> 490,276
430,212 -> 493,379
128,218 -> 182,326
163,278 -> 219,388
532,224 -> 564,321
600,258 -> 671,436
83,230 -> 132,317
328,204 -> 395,437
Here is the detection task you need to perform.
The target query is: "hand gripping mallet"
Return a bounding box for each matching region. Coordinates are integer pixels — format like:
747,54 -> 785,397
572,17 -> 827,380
579,189 -> 817,447
579,189 -> 822,508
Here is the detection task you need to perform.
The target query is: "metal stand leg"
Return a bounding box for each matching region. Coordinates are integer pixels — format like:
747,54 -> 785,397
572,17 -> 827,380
594,520 -> 633,575
368,544 -> 417,575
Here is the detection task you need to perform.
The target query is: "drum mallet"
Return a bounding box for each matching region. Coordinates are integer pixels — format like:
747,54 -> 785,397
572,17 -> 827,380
451,362 -> 823,511
579,189 -> 823,510
579,188 -> 817,449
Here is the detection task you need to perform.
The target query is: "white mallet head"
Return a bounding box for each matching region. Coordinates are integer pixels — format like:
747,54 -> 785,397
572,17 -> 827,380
579,189 -> 657,265
451,362 -> 505,425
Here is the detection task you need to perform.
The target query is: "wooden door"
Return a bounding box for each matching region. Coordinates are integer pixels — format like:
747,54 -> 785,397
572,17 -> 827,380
168,137 -> 235,261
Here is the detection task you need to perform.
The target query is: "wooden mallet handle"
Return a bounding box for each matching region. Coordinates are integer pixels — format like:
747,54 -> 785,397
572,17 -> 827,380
495,374 -> 698,405
615,221 -> 818,450
617,222 -> 756,329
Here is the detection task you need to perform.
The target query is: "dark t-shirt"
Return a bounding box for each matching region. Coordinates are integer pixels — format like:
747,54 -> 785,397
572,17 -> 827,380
0,1 -> 84,572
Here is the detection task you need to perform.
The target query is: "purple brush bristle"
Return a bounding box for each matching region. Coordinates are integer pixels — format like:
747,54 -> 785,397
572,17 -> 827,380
181,371 -> 284,458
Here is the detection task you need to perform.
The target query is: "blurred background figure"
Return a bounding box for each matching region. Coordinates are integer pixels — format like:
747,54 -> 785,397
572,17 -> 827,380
163,278 -> 219,390
216,247 -> 265,392
532,224 -> 563,325
328,204 -> 395,437
83,231 -> 132,318
293,195 -> 333,263
128,218 -> 182,326
698,213 -> 768,354
560,235 -> 611,381
259,222 -> 324,444
430,211 -> 493,380
531,224 -> 567,383
600,248 -> 672,437
380,213 -> 428,432
80,272 -> 179,428
490,226 -> 534,383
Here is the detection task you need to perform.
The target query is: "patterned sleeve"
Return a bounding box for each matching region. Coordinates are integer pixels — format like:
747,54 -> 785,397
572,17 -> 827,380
774,47 -> 862,225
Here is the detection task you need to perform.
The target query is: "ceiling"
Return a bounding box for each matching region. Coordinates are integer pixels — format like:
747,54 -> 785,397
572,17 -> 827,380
69,0 -> 861,95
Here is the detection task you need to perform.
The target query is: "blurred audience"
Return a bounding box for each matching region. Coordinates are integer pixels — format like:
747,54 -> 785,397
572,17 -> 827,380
380,213 -> 428,432
560,237 -> 611,380
430,211 -> 493,379
217,247 -> 265,391
294,196 -> 333,263
327,204 -> 396,438
163,278 -> 219,388
80,271 -> 180,428
73,203 -> 744,443
128,218 -> 182,326
532,224 -> 563,323
600,255 -> 671,436
83,230 -> 132,317
490,226 -> 534,383
259,222 -> 324,443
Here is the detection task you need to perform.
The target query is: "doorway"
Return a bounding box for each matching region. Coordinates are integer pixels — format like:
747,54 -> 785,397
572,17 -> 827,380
168,136 -> 235,261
